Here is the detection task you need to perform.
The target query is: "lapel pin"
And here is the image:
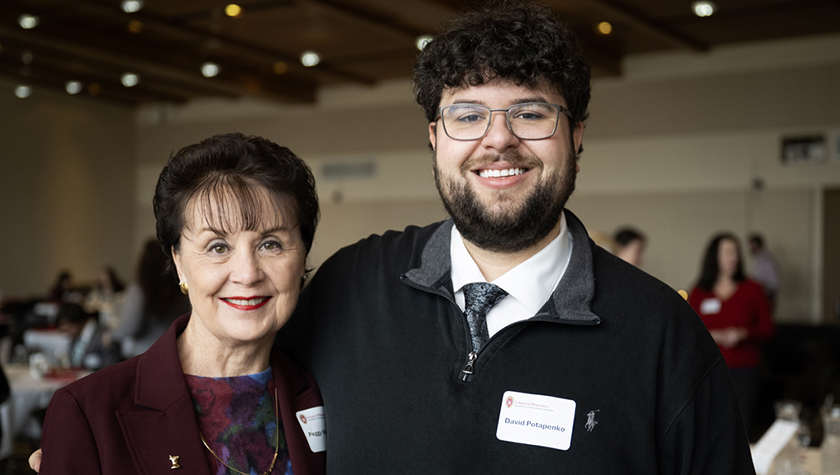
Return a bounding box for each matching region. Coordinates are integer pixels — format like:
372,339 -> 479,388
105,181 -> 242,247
169,455 -> 181,469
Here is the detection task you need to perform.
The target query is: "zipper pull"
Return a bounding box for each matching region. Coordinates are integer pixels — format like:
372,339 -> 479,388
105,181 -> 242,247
461,351 -> 477,380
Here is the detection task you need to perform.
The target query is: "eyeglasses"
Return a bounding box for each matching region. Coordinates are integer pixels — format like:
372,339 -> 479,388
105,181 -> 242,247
436,102 -> 572,141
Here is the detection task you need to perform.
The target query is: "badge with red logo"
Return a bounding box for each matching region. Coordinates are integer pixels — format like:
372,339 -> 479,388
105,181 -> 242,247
296,406 -> 327,453
506,396 -> 514,408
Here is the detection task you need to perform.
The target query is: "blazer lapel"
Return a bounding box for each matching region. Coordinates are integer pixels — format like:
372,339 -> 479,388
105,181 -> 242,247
117,395 -> 210,474
272,348 -> 327,475
116,315 -> 211,475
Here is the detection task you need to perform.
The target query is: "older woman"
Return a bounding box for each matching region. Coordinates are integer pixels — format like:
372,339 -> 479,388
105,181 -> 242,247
37,134 -> 325,475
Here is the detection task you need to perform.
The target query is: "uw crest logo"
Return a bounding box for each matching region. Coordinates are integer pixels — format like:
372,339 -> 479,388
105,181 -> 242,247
299,414 -> 308,424
505,396 -> 514,408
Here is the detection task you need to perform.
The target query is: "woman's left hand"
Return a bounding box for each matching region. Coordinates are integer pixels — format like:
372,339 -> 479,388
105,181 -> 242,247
709,327 -> 748,348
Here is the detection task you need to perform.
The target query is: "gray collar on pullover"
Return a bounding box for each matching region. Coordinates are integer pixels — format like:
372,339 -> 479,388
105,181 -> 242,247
403,210 -> 600,325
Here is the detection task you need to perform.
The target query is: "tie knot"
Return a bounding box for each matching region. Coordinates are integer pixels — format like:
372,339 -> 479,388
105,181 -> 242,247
463,282 -> 508,315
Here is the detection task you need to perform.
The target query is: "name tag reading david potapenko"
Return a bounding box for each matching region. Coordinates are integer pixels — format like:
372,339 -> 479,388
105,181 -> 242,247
496,391 -> 576,451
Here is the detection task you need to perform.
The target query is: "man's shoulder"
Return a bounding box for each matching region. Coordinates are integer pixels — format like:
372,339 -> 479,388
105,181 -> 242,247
318,220 -> 447,275
588,242 -> 715,355
590,243 -> 688,314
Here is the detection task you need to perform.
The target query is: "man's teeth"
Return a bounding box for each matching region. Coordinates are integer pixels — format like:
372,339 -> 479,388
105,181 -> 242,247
478,168 -> 525,178
225,298 -> 267,306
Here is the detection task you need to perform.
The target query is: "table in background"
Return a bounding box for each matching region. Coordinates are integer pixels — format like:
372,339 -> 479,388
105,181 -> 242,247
22,329 -> 70,363
0,364 -> 88,460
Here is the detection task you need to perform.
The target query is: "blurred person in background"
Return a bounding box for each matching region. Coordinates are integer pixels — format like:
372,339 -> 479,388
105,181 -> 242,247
106,239 -> 190,358
613,227 -> 646,268
84,266 -> 126,329
36,133 -> 325,475
55,302 -> 115,370
748,233 -> 780,311
689,233 -> 775,440
48,270 -> 79,303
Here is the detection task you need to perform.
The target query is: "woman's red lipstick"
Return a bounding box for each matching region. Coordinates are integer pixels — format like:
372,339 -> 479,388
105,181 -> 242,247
220,296 -> 271,311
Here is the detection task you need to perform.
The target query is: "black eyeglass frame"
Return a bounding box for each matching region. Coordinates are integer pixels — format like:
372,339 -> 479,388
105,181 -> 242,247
436,102 -> 574,141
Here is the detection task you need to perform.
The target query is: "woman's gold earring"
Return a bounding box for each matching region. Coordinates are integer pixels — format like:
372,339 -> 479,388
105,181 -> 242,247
179,280 -> 189,295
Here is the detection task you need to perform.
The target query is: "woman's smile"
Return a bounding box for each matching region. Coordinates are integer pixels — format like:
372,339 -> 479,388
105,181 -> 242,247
220,296 -> 272,311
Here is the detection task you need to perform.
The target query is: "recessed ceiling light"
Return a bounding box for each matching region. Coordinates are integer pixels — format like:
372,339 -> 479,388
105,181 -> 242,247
15,85 -> 31,98
66,81 -> 83,95
692,1 -> 716,17
127,20 -> 144,33
21,51 -> 34,65
273,61 -> 288,75
18,14 -> 40,29
416,35 -> 433,51
300,51 -> 320,67
121,73 -> 139,87
201,62 -> 220,78
121,0 -> 143,13
225,4 -> 242,17
596,22 -> 613,35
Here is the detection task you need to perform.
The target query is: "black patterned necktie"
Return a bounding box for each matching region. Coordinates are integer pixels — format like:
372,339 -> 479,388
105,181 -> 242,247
462,282 -> 508,354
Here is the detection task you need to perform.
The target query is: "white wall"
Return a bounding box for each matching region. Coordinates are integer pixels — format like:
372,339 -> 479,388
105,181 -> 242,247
0,81 -> 136,298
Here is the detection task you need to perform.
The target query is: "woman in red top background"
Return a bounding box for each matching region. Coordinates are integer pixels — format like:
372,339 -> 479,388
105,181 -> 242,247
689,233 -> 775,440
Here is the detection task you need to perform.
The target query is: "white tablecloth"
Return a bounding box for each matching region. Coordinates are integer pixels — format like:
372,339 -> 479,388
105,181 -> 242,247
23,329 -> 71,363
0,364 -> 89,460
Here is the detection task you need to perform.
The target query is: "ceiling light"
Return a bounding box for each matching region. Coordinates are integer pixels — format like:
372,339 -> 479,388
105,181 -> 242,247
596,22 -> 612,35
66,81 -> 83,95
225,4 -> 242,17
18,14 -> 40,29
201,62 -> 220,78
273,61 -> 288,75
15,85 -> 31,99
121,0 -> 143,13
300,51 -> 320,67
127,20 -> 144,33
21,51 -> 34,65
416,35 -> 433,51
121,73 -> 139,87
692,1 -> 716,17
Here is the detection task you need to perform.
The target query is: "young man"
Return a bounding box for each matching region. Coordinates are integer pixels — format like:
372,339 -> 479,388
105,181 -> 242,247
285,3 -> 755,474
614,227 -> 647,268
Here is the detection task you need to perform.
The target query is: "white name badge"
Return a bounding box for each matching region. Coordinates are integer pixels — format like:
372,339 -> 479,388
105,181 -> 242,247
295,406 -> 327,453
496,391 -> 576,451
700,298 -> 722,315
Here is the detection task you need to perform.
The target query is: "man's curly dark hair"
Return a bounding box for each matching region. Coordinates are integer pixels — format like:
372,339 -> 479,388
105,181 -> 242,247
413,2 -> 591,133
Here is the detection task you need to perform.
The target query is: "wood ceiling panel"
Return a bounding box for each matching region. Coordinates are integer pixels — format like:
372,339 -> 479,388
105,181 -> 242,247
140,0 -> 277,18
4,0 -> 840,106
188,3 -> 413,58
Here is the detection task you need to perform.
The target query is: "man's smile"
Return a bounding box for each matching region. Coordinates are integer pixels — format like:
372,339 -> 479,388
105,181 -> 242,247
476,167 -> 527,178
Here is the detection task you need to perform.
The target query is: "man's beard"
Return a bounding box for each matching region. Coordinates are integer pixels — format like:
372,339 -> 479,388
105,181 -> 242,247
434,152 -> 576,254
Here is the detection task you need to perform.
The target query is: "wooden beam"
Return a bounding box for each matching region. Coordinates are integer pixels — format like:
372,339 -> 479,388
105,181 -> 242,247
577,0 -> 709,51
72,0 -> 376,85
304,0 -> 429,37
0,23 -> 315,103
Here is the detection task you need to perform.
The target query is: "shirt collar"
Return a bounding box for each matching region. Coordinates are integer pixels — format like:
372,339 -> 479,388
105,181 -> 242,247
450,212 -> 571,315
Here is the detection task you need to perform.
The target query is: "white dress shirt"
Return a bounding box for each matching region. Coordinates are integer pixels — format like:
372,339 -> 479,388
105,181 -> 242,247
450,211 -> 573,338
